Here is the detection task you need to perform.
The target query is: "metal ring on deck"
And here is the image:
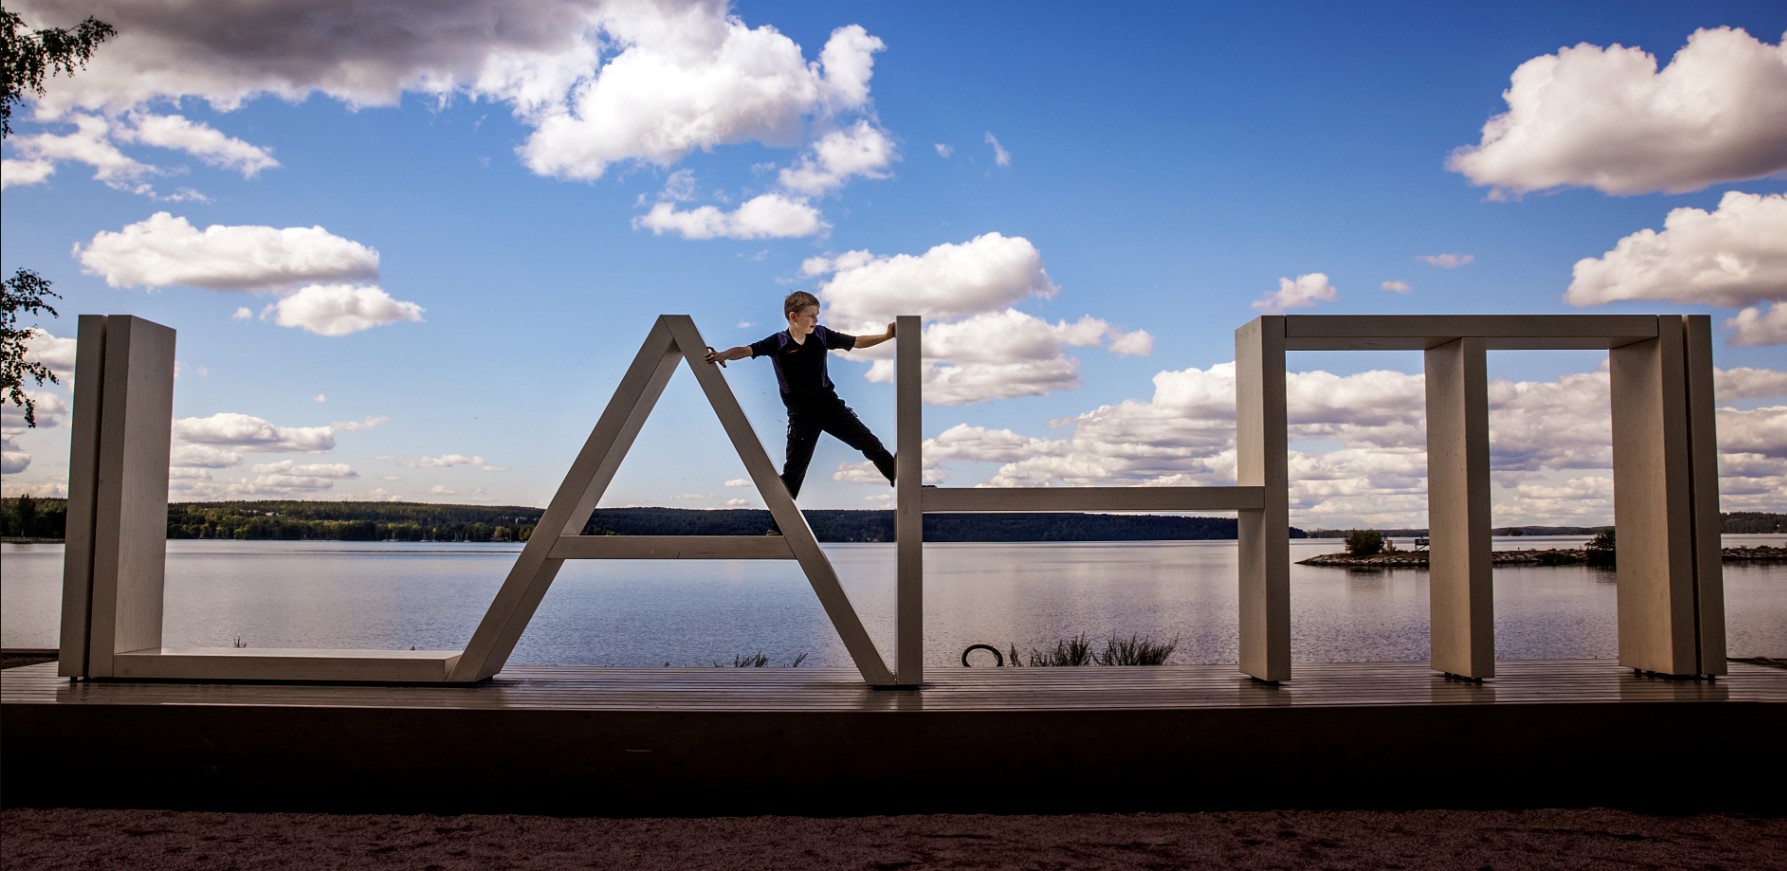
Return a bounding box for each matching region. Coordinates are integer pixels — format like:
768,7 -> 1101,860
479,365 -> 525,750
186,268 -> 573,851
961,643 -> 1003,667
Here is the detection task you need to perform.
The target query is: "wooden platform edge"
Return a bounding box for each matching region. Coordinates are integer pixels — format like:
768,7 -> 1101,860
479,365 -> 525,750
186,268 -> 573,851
4,664 -> 1782,815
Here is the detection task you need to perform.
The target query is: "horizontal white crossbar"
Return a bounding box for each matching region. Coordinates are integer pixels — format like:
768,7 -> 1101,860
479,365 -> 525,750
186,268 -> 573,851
1283,315 -> 1660,351
921,486 -> 1265,513
111,648 -> 463,682
549,535 -> 798,560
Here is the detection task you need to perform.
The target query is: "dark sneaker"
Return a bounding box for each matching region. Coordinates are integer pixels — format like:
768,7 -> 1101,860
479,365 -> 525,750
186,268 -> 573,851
766,527 -> 783,536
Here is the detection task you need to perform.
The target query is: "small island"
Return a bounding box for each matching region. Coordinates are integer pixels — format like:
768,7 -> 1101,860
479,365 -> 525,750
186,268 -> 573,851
1298,544 -> 1787,569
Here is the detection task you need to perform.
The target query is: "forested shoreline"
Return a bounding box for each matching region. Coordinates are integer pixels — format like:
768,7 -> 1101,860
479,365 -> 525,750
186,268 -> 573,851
4,497 -> 1274,543
3,497 -> 1782,544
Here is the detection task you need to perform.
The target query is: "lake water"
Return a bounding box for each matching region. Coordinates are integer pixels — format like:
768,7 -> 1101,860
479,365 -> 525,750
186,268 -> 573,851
3,536 -> 1783,668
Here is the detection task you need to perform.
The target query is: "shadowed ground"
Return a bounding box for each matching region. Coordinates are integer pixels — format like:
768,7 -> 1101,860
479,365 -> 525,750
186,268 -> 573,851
3,807 -> 1783,870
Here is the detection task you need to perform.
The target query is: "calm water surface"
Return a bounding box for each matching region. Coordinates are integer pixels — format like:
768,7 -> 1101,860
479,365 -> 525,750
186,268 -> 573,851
4,536 -> 1782,668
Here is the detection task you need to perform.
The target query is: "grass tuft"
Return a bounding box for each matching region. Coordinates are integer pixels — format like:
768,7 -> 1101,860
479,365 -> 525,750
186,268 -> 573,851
714,651 -> 807,667
1004,631 -> 1178,666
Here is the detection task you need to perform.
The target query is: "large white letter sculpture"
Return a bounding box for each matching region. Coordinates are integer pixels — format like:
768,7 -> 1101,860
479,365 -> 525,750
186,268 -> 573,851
57,313 -> 1724,685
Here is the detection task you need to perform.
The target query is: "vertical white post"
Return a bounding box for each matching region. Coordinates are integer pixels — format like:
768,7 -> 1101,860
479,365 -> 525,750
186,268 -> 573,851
1424,337 -> 1494,678
1235,317 -> 1290,682
58,316 -> 109,678
61,316 -> 176,678
1609,320 -> 1700,675
1681,315 -> 1726,676
895,315 -> 923,685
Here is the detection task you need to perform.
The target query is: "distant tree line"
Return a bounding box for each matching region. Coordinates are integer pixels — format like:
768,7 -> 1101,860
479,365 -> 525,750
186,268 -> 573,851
4,497 -> 1781,543
5,498 -> 1289,542
1306,512 -> 1785,540
578,507 -> 1276,542
163,501 -> 542,542
1,494 -> 64,538
1723,512 -> 1787,534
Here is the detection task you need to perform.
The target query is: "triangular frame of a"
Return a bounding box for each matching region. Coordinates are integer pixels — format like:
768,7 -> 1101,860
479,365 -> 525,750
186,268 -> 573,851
448,315 -> 895,684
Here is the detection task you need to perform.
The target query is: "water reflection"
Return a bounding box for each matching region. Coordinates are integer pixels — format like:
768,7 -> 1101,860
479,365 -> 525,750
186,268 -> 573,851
2,536 -> 1782,669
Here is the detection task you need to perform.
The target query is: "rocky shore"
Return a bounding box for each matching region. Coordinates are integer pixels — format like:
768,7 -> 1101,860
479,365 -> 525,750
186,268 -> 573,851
1298,545 -> 1786,568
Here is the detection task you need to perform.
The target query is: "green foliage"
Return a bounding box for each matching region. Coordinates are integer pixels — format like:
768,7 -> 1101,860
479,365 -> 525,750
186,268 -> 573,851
1006,632 -> 1178,666
1345,528 -> 1384,557
1584,528 -> 1616,567
715,651 -> 806,667
1012,632 -> 1095,667
1723,512 -> 1787,534
160,501 -> 541,542
1534,550 -> 1583,566
1,269 -> 59,427
3,8 -> 113,425
0,494 -> 63,538
1094,633 -> 1179,666
582,508 -> 1259,542
1,9 -> 116,138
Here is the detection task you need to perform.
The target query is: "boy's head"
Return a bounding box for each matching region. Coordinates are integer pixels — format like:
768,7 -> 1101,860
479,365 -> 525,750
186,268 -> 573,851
783,291 -> 820,325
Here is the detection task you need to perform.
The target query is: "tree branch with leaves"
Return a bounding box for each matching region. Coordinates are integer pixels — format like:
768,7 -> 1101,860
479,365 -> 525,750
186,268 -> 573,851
1,6 -> 114,427
1,6 -> 116,137
1,269 -> 60,427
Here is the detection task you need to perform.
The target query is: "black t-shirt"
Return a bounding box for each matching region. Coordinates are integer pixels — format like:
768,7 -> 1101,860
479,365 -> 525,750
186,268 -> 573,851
749,325 -> 857,410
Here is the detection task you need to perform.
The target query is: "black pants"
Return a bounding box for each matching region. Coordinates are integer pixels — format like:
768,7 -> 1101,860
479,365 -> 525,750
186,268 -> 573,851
781,401 -> 896,500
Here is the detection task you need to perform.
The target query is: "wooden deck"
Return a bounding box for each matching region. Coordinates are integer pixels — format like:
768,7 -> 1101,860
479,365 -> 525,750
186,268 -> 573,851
5,660 -> 1783,815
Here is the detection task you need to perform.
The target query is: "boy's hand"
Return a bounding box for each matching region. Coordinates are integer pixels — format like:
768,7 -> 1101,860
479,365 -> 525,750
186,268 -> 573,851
703,346 -> 728,368
885,322 -> 897,338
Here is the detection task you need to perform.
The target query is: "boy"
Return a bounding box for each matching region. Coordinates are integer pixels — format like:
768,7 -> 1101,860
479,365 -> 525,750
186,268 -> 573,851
705,292 -> 897,528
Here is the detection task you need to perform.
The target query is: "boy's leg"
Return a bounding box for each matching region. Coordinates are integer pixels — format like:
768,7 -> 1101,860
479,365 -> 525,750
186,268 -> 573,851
781,414 -> 824,500
821,403 -> 896,484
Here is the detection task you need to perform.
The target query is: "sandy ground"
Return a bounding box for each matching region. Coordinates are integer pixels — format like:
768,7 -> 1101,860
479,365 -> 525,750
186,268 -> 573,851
3,807 -> 1784,870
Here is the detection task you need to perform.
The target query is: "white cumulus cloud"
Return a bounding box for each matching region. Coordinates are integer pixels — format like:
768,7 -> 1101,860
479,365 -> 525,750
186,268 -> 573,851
1251,273 -> 1338,314
855,309 -> 1134,405
6,114 -> 148,188
776,121 -> 896,196
77,212 -> 379,290
173,412 -> 334,452
268,284 -> 425,336
1417,253 -> 1474,269
813,232 -> 1058,325
9,1 -> 888,198
1565,192 -> 1787,338
23,330 -> 78,374
0,158 -> 56,188
634,193 -> 826,240
120,112 -> 278,177
1108,329 -> 1154,357
1,390 -> 69,435
1726,305 -> 1787,347
1448,27 -> 1787,197
332,415 -> 390,432
519,17 -> 884,180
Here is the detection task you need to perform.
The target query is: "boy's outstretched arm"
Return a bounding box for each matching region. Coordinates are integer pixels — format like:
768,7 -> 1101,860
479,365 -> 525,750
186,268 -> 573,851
703,345 -> 750,368
853,322 -> 897,350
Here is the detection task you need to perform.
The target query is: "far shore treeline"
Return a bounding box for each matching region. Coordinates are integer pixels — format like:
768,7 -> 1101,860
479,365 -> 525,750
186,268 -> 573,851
3,497 -> 1279,543
2,497 -> 1783,544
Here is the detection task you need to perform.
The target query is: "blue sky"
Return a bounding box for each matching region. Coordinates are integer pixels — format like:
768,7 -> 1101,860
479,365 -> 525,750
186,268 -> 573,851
3,0 -> 1784,528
